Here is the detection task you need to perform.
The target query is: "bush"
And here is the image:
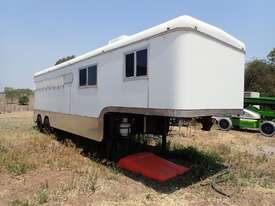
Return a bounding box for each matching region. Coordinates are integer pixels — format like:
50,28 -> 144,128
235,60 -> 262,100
0,146 -> 36,175
9,199 -> 31,206
36,182 -> 49,204
19,95 -> 29,105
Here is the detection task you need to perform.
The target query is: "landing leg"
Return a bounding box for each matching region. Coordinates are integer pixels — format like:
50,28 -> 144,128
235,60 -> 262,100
162,134 -> 167,154
105,115 -> 115,159
161,118 -> 169,154
199,117 -> 214,131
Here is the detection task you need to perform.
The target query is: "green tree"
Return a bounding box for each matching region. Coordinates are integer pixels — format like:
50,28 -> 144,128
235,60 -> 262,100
4,87 -> 18,103
19,95 -> 29,105
245,56 -> 275,96
16,88 -> 33,96
55,55 -> 75,65
267,48 -> 275,64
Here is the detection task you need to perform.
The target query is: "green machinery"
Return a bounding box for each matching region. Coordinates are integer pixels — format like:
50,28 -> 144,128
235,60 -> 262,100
216,96 -> 275,137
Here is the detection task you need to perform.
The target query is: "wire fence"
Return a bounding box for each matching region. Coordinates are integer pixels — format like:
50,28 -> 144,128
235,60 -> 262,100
0,95 -> 34,114
0,103 -> 33,114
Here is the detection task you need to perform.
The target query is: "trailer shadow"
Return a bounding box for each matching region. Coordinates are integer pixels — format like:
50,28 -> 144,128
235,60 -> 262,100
117,145 -> 226,194
52,129 -> 226,194
215,126 -> 259,135
233,128 -> 259,134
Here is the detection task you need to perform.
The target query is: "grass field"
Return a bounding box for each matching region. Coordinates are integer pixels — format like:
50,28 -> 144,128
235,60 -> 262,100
0,111 -> 275,206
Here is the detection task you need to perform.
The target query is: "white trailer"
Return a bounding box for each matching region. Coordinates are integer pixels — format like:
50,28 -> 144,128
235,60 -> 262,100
33,15 -> 245,153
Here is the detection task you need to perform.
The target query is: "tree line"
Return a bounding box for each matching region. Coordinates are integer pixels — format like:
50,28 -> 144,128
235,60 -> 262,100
245,48 -> 275,96
3,87 -> 33,105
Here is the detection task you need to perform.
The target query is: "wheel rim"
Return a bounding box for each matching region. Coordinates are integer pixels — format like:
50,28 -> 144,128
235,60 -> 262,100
261,123 -> 274,136
219,119 -> 229,130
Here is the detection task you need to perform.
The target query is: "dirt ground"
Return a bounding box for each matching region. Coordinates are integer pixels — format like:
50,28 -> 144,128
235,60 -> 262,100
0,111 -> 275,206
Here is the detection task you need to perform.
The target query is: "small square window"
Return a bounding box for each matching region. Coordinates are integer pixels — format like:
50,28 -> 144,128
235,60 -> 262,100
125,53 -> 134,77
136,49 -> 147,76
88,65 -> 97,86
125,48 -> 148,79
79,68 -> 87,86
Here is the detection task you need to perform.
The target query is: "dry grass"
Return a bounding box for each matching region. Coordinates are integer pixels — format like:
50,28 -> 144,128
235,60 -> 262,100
0,111 -> 275,206
170,125 -> 275,189
0,112 -> 109,205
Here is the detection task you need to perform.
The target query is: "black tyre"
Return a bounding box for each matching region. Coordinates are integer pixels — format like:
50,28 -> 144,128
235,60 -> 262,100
36,115 -> 43,131
218,118 -> 232,131
259,121 -> 275,137
43,117 -> 52,134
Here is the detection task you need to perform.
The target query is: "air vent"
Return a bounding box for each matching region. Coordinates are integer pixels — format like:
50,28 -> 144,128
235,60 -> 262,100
108,35 -> 129,44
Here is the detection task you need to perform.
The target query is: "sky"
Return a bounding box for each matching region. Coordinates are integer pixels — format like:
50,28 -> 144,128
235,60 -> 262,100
0,0 -> 274,90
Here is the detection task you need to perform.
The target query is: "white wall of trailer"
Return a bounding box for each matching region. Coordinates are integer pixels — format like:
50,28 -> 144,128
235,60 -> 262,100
34,31 -> 180,117
34,16 -> 245,119
153,31 -> 245,110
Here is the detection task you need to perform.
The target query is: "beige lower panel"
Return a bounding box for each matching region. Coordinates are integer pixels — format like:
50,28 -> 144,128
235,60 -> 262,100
34,110 -> 103,142
34,107 -> 242,142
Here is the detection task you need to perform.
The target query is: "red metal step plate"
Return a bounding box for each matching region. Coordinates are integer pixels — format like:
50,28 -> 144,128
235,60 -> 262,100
117,152 -> 190,182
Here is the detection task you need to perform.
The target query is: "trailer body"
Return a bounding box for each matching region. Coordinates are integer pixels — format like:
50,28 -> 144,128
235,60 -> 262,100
33,16 -> 245,141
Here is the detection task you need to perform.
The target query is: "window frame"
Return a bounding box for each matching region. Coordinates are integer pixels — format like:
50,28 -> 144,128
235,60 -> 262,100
87,65 -> 97,86
123,46 -> 149,81
79,68 -> 87,87
125,52 -> 135,78
136,48 -> 148,77
78,63 -> 98,88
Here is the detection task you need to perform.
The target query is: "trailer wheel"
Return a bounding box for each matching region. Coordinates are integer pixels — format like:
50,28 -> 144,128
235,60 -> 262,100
218,118 -> 232,131
43,117 -> 52,134
36,115 -> 43,131
199,117 -> 214,131
259,121 -> 275,137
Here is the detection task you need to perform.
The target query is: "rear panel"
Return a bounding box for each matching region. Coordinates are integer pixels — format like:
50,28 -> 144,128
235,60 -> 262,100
174,31 -> 245,110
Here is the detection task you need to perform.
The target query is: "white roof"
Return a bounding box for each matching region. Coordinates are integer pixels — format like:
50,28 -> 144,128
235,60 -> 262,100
34,15 -> 245,77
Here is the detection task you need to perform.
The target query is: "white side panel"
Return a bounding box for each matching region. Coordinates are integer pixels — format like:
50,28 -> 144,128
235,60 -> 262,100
34,69 -> 72,114
34,87 -> 67,113
176,32 -> 245,110
69,41 -> 149,117
148,31 -> 184,109
149,31 -> 244,110
35,41 -> 150,118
